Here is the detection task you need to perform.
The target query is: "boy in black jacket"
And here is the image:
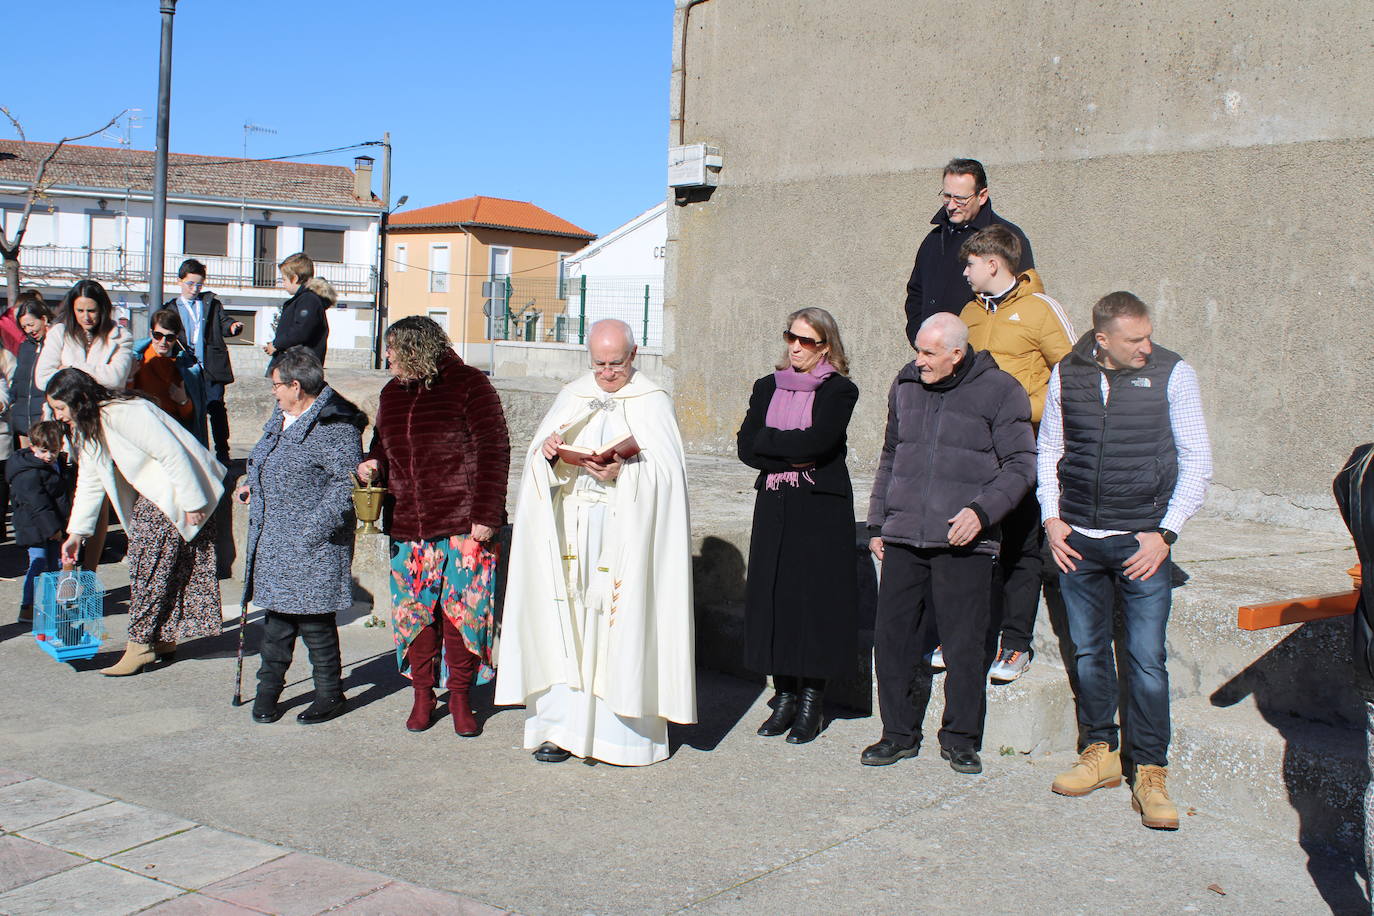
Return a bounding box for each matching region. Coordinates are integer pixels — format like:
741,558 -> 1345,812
7,420 -> 72,622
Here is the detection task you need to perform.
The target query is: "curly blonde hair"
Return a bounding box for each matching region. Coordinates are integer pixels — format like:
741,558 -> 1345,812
385,316 -> 452,385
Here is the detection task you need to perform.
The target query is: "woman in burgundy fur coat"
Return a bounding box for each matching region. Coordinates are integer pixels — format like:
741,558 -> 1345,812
357,317 -> 511,736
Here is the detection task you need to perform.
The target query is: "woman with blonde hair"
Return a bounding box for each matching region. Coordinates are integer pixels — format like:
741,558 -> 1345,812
737,306 -> 860,744
357,316 -> 511,736
265,252 -> 333,373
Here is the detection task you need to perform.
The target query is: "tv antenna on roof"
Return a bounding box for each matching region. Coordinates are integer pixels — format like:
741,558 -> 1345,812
241,122 -> 278,276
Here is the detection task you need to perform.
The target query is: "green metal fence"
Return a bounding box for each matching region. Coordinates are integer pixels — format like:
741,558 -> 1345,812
491,275 -> 663,347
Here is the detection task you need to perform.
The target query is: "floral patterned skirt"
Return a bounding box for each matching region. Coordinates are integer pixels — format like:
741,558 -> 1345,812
390,534 -> 500,685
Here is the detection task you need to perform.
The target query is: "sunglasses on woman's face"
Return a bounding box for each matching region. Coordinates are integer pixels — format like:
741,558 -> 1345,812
151,330 -> 177,342
783,330 -> 825,349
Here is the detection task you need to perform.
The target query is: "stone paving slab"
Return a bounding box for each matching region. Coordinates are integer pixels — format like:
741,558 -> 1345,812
0,860 -> 179,914
140,895 -> 272,914
0,778 -> 107,833
197,852 -> 392,916
328,880 -> 508,915
106,825 -> 287,890
0,834 -> 84,894
20,800 -> 196,859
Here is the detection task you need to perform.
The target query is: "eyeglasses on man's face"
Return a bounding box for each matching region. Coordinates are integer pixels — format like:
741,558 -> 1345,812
784,330 -> 825,349
150,330 -> 177,342
938,190 -> 978,205
590,356 -> 631,374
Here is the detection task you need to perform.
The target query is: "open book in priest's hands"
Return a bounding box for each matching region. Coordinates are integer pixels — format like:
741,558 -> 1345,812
556,432 -> 640,466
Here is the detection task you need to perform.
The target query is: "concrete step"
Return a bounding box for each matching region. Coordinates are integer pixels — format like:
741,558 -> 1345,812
1170,695 -> 1366,855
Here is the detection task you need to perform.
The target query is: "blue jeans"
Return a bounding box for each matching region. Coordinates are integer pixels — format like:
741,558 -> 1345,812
1058,531 -> 1173,766
23,544 -> 59,607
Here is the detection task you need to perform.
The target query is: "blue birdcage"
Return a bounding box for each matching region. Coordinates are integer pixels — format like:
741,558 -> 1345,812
33,567 -> 106,662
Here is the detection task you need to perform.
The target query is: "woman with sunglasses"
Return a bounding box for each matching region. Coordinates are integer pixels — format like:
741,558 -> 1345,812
131,309 -> 208,443
736,307 -> 860,744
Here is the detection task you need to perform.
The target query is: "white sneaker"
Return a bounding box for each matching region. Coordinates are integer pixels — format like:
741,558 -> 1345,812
989,647 -> 1032,683
927,645 -> 945,671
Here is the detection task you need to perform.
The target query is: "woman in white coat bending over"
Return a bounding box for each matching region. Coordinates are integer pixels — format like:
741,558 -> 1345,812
48,368 -> 225,676
36,280 -> 135,569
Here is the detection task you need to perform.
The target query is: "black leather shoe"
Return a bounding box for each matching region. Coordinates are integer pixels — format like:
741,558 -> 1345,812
296,696 -> 348,725
757,691 -> 799,736
251,693 -> 282,724
941,746 -> 983,774
786,686 -> 824,744
860,737 -> 920,766
533,741 -> 572,762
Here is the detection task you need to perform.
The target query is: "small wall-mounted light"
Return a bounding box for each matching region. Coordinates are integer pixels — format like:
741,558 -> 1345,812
261,209 -> 272,221
97,198 -> 108,210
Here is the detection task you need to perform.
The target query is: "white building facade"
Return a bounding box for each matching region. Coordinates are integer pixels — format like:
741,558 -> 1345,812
0,141 -> 383,367
560,201 -> 666,347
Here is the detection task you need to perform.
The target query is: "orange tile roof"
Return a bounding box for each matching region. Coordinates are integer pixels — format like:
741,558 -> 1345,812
0,139 -> 381,210
390,195 -> 595,240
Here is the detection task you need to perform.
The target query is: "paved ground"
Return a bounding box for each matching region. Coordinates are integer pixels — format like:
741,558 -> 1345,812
0,769 -> 498,914
0,557 -> 1367,915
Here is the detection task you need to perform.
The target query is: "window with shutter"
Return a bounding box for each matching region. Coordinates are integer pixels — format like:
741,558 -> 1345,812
302,228 -> 345,263
183,220 -> 228,257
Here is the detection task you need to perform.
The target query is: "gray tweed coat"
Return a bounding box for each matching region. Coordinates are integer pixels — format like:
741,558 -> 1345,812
242,386 -> 367,614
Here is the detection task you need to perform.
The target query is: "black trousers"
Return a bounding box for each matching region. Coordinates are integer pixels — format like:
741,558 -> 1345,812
256,611 -> 341,700
995,492 -> 1045,652
207,398 -> 231,460
875,544 -> 995,751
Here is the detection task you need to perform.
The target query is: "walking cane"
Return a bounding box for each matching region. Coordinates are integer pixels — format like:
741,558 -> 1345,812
231,597 -> 248,706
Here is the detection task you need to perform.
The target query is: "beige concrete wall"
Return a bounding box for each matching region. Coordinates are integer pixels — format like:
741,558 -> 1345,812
666,0 -> 1374,528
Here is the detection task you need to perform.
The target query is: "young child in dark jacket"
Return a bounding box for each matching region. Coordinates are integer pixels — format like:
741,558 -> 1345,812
7,420 -> 72,622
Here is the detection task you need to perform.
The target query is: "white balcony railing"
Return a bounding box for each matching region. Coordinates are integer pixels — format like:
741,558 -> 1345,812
8,246 -> 376,296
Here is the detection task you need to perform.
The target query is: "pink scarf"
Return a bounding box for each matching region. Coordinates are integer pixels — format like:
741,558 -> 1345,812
764,359 -> 835,489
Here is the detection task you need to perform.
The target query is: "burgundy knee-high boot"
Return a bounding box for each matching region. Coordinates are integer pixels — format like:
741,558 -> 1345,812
404,621 -> 441,732
441,616 -> 481,737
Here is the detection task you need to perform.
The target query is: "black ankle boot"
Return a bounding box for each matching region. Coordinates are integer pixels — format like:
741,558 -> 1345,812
786,686 -> 824,744
296,695 -> 347,725
252,692 -> 282,724
757,691 -> 799,736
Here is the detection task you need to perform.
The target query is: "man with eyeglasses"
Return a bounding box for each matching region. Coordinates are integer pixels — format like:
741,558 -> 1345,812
903,158 -> 1034,345
497,319 -> 696,767
167,258 -> 243,464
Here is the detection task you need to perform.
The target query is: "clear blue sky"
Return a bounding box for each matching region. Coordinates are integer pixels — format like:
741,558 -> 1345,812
2,1 -> 672,237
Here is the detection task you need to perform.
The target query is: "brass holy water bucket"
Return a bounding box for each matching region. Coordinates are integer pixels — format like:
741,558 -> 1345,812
351,477 -> 386,536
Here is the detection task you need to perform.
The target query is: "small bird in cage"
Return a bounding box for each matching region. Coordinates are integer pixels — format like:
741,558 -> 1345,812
33,564 -> 106,662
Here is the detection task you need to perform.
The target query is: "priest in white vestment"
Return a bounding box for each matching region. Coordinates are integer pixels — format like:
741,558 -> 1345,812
496,319 -> 696,765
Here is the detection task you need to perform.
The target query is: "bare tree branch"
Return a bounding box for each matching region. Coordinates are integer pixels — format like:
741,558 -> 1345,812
0,108 -> 128,256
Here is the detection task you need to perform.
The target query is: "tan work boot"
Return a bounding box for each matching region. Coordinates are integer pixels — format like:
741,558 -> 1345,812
1131,765 -> 1180,830
100,641 -> 157,677
1051,742 -> 1122,796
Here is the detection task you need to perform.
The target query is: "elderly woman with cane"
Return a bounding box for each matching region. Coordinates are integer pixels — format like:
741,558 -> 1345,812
48,368 -> 224,675
236,346 -> 366,725
737,307 -> 860,744
357,316 -> 510,737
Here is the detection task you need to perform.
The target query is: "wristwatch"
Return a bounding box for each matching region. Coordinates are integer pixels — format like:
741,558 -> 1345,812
1157,528 -> 1178,545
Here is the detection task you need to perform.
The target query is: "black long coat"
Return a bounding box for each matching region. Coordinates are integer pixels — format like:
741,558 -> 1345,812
737,372 -> 860,679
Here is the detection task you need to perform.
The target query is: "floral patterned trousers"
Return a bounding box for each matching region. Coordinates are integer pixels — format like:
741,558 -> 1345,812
389,534 -> 499,685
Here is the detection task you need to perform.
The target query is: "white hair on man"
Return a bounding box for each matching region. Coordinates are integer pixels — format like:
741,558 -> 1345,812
588,318 -> 636,350
919,311 -> 969,352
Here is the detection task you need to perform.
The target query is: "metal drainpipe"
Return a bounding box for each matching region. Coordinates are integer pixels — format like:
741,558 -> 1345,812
148,0 -> 177,327
675,0 -> 713,146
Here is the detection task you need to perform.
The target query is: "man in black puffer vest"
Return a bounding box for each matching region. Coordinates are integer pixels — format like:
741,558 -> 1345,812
1038,292 -> 1212,831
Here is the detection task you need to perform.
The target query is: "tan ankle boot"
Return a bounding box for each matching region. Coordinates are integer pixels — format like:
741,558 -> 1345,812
101,641 -> 157,677
1051,742 -> 1122,796
152,641 -> 177,657
1131,765 -> 1179,829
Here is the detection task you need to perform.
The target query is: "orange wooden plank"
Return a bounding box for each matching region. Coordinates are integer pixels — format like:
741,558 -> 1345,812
1237,592 -> 1358,630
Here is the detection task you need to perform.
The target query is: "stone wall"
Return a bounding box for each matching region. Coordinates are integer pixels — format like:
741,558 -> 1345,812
666,0 -> 1374,529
